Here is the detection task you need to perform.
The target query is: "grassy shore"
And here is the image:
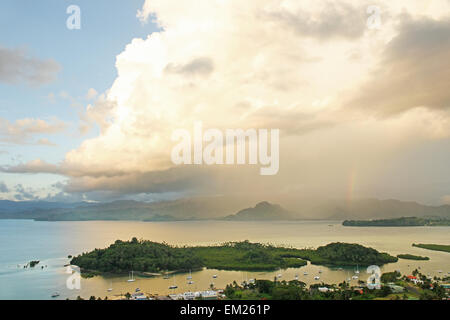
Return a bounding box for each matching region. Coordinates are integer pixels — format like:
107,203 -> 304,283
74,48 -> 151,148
412,243 -> 450,253
397,254 -> 429,260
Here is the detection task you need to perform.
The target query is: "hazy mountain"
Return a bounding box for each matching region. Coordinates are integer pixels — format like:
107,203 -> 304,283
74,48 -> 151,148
1,196 -> 450,221
223,201 -> 293,221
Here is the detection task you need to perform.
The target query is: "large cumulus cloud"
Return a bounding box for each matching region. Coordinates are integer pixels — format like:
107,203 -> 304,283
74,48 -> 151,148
5,0 -> 450,203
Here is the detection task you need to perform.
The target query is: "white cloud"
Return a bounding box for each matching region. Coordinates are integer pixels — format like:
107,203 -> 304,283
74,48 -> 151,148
0,117 -> 66,145
0,46 -> 60,86
6,0 -> 450,203
86,88 -> 98,100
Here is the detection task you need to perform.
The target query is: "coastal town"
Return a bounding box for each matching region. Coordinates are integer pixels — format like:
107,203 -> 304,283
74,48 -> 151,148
73,269 -> 450,301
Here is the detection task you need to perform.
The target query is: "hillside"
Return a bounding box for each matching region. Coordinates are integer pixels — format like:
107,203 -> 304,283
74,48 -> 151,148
223,202 -> 293,221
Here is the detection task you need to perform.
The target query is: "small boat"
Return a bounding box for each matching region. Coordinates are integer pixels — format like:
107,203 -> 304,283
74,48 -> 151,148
187,270 -> 193,280
352,275 -> 359,280
51,292 -> 60,298
303,272 -> 308,276
135,288 -> 140,292
314,276 -> 320,280
277,274 -> 282,278
249,279 -> 255,284
318,270 -> 322,274
169,277 -> 177,289
127,271 -> 136,282
212,275 -> 218,279
294,275 -> 299,280
188,281 -> 194,285
355,265 -> 360,274
107,281 -> 113,292
438,270 -> 443,273
163,274 -> 170,279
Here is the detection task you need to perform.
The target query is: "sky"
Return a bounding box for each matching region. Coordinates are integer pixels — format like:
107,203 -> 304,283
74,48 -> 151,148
1,0 -> 450,205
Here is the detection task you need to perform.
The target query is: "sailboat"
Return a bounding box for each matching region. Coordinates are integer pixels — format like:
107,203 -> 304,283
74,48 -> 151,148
187,270 -> 192,280
355,265 -> 360,274
107,281 -> 113,292
127,271 -> 136,282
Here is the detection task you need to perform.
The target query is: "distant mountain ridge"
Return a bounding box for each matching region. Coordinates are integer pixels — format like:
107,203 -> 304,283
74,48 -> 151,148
1,197 -> 450,221
223,201 -> 293,221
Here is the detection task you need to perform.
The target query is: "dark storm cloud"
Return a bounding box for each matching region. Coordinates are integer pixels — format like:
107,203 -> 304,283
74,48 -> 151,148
347,17 -> 450,116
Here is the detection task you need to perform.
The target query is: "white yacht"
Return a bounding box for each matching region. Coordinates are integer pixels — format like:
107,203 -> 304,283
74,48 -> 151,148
127,271 -> 136,282
355,265 -> 360,274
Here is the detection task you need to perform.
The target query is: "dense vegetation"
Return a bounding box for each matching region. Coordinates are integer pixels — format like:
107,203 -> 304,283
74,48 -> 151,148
28,260 -> 40,268
412,243 -> 450,253
397,254 -> 429,261
296,242 -> 398,266
343,217 -> 450,227
71,239 -> 398,274
71,238 -> 203,273
191,241 -> 307,271
380,271 -> 401,283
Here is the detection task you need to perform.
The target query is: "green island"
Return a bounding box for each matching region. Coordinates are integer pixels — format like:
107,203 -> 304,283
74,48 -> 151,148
70,238 -> 397,274
397,254 -> 429,261
342,216 -> 450,227
28,260 -> 40,268
412,243 -> 450,253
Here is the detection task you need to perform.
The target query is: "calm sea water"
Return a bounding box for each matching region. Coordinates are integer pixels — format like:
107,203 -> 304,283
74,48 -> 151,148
0,219 -> 448,300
